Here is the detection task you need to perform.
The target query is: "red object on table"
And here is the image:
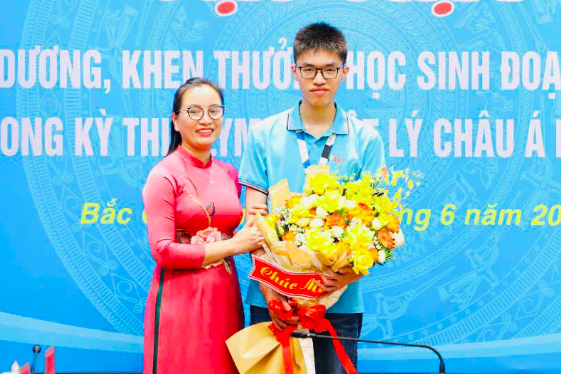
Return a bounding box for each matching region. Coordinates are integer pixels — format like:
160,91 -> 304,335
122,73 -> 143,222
45,346 -> 55,374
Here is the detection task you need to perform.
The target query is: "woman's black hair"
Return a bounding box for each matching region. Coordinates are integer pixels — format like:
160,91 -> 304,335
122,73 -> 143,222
167,78 -> 224,155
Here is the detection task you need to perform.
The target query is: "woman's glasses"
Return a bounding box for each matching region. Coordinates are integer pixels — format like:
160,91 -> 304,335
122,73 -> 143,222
176,105 -> 225,120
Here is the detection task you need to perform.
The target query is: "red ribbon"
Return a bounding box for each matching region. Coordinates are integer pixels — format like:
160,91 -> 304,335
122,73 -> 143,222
297,305 -> 357,374
269,300 -> 297,374
268,301 -> 358,374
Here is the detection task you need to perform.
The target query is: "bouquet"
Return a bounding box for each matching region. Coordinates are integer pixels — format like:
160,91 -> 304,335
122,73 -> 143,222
227,165 -> 419,374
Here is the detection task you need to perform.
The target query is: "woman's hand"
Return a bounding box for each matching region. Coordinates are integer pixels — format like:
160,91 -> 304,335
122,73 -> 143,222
230,222 -> 265,254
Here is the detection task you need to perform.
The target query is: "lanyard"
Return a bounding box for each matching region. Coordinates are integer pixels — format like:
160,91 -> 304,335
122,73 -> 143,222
287,109 -> 339,169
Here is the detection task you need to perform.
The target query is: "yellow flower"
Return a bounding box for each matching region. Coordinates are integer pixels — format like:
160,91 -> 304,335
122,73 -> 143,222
305,228 -> 334,253
317,190 -> 343,213
344,224 -> 374,247
343,175 -> 375,207
286,196 -> 302,208
306,173 -> 342,196
265,214 -> 281,229
350,248 -> 374,275
289,204 -> 315,223
324,243 -> 341,259
337,241 -> 351,254
372,195 -> 398,226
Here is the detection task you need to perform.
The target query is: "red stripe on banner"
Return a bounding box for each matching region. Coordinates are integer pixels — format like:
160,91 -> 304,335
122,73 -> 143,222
248,256 -> 326,299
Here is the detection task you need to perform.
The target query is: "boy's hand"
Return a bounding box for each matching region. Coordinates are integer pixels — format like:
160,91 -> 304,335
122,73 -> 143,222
246,203 -> 269,218
315,266 -> 362,293
260,283 -> 300,330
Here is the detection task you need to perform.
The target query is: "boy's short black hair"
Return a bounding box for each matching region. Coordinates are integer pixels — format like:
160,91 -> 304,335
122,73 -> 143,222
293,22 -> 348,65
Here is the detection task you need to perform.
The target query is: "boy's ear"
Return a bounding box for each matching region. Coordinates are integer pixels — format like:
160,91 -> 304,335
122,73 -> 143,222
341,65 -> 350,81
291,64 -> 298,78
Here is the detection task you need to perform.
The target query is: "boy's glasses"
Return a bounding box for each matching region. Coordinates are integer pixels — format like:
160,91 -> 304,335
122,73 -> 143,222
297,66 -> 342,79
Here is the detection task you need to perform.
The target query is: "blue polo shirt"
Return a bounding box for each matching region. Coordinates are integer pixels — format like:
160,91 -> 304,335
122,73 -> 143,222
239,101 -> 386,314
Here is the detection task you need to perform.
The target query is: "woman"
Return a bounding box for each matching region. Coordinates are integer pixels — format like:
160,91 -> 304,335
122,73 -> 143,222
142,78 -> 265,374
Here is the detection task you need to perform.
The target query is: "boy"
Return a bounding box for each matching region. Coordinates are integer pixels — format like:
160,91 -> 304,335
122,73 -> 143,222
239,22 -> 386,374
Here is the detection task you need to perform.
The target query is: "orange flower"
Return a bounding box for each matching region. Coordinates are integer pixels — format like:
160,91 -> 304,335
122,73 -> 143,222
309,208 -> 317,216
387,216 -> 400,233
370,248 -> 380,263
326,213 -> 346,229
358,203 -> 370,210
378,229 -> 394,249
347,204 -> 375,227
282,231 -> 297,242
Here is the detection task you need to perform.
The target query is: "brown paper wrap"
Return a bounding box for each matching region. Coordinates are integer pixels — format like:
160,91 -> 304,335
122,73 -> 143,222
226,322 -> 308,374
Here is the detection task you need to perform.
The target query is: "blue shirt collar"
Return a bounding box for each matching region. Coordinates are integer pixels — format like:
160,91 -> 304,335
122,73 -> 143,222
287,101 -> 349,136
